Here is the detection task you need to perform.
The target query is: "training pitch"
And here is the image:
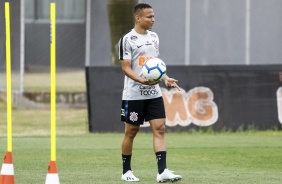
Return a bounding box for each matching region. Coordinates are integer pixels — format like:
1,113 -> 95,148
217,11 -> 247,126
0,101 -> 282,183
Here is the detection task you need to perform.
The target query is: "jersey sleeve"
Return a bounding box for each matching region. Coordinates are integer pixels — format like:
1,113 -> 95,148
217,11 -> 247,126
118,36 -> 132,60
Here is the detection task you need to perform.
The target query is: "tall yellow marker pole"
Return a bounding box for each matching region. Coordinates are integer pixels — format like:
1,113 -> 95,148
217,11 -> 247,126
50,2 -> 56,163
45,3 -> 60,184
5,2 -> 12,153
0,2 -> 15,184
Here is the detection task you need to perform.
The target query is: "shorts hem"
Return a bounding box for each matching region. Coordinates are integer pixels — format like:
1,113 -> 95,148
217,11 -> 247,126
124,121 -> 143,126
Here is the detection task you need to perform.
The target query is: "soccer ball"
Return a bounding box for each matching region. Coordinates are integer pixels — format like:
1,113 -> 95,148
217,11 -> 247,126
142,58 -> 167,81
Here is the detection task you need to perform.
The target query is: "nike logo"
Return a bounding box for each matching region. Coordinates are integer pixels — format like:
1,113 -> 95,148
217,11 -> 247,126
137,44 -> 144,48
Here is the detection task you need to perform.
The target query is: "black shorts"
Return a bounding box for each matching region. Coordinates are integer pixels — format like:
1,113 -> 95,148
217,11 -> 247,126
121,97 -> 166,125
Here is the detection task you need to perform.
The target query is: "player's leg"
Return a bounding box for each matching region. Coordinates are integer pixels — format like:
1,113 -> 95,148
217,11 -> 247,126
149,118 -> 167,172
146,97 -> 167,173
122,123 -> 140,154
122,123 -> 140,171
150,119 -> 181,182
147,97 -> 182,182
120,100 -> 144,182
121,123 -> 140,182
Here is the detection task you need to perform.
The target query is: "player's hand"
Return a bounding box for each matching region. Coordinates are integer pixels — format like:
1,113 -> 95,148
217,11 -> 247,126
142,79 -> 160,85
164,77 -> 180,91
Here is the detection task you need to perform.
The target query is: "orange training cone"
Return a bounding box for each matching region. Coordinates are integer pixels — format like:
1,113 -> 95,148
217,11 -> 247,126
0,151 -> 14,184
45,161 -> 60,184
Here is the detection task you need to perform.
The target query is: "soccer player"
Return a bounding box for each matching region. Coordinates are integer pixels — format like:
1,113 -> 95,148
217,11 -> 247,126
118,3 -> 182,183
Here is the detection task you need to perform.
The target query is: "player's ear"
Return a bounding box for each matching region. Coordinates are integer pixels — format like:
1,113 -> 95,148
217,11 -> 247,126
135,15 -> 140,22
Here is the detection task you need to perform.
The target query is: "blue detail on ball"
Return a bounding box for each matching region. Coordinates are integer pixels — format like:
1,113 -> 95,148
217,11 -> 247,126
144,62 -> 166,81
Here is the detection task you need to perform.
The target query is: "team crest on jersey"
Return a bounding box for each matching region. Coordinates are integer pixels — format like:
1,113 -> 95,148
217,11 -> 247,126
130,35 -> 138,41
129,112 -> 138,122
153,39 -> 158,49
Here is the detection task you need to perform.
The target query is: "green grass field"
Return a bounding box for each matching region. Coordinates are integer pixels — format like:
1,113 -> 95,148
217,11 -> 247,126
1,90 -> 282,183
1,100 -> 282,183
0,133 -> 282,184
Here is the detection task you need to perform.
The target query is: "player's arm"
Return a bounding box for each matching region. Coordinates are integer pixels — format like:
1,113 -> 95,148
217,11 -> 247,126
162,74 -> 180,91
121,59 -> 159,85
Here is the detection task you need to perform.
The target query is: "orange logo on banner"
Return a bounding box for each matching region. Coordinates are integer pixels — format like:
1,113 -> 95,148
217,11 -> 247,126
141,87 -> 218,127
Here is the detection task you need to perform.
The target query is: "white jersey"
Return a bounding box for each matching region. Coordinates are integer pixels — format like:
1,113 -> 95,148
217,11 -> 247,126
119,29 -> 162,100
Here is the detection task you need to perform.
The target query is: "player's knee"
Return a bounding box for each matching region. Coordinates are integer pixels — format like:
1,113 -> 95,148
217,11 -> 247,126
126,127 -> 139,139
156,124 -> 166,135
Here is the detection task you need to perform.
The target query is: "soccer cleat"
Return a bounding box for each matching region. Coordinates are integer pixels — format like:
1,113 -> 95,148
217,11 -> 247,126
157,169 -> 182,183
121,170 -> 140,182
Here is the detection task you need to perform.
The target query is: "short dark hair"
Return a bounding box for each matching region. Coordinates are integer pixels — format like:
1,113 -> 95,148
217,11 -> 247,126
133,3 -> 152,14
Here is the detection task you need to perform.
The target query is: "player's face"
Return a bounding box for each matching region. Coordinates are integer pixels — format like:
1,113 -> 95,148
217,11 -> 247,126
138,8 -> 155,30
